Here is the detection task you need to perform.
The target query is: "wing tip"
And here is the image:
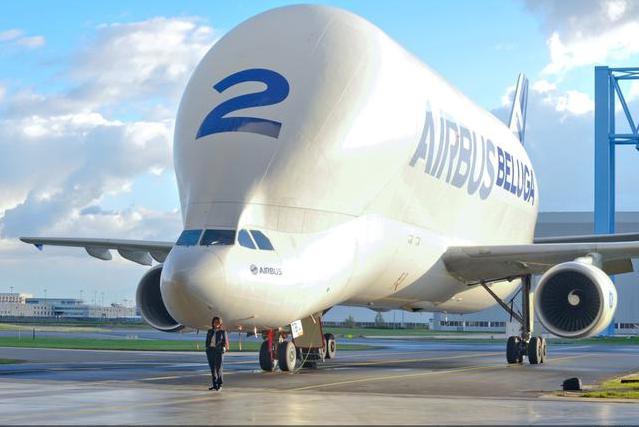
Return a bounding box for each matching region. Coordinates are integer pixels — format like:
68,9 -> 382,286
19,237 -> 43,251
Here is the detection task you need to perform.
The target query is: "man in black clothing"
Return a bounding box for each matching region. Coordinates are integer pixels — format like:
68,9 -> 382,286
205,316 -> 229,391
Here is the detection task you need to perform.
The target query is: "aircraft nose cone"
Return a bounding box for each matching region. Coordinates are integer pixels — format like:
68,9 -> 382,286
160,248 -> 227,329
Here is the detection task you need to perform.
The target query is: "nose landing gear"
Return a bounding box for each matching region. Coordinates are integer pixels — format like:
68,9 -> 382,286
258,316 -> 337,372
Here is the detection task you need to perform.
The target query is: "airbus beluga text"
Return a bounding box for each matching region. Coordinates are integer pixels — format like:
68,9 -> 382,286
22,5 -> 639,371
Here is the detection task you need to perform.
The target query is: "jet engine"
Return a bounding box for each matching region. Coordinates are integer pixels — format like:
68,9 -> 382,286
534,261 -> 617,338
136,265 -> 184,332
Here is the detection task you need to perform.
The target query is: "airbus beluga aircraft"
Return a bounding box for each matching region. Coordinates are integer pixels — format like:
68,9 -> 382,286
22,5 -> 639,371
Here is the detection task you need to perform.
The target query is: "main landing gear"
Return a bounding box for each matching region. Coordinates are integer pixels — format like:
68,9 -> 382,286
481,275 -> 547,365
258,328 -> 336,372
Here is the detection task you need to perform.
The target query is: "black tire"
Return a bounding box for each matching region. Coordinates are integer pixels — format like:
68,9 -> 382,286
527,336 -> 542,365
324,333 -> 336,359
259,340 -> 274,372
506,336 -> 521,364
278,341 -> 297,372
540,337 -> 547,363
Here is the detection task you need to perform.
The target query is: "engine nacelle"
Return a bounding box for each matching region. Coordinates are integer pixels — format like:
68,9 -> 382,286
535,262 -> 617,338
136,265 -> 184,332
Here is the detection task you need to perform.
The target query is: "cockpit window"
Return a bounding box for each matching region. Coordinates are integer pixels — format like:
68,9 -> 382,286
238,229 -> 256,249
200,229 -> 235,246
250,230 -> 274,251
176,229 -> 202,246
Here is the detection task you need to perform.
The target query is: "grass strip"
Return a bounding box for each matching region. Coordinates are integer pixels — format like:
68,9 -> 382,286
582,374 -> 639,399
0,336 -> 373,352
0,358 -> 24,364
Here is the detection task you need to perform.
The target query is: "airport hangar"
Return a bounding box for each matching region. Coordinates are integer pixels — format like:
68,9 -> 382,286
433,211 -> 639,334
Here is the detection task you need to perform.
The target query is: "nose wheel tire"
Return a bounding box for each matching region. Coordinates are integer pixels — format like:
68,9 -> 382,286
278,341 -> 297,372
259,340 -> 275,372
324,333 -> 336,359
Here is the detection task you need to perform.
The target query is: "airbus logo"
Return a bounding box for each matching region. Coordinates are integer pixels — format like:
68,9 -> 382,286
249,264 -> 283,276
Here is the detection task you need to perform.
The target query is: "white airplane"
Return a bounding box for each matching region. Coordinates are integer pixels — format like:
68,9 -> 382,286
21,5 -> 639,371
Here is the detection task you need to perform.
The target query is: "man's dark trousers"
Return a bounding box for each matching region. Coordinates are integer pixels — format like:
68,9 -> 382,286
206,348 -> 223,387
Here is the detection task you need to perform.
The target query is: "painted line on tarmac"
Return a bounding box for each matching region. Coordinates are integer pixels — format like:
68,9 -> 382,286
0,353 -> 604,422
289,364 -> 500,391
290,353 -> 594,391
324,351 -> 500,369
140,371 -> 213,381
335,349 -> 440,360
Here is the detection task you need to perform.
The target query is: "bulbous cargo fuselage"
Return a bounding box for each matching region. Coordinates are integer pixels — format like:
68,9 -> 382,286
161,5 -> 538,330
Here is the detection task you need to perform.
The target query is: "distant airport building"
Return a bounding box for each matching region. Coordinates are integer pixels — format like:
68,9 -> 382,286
0,293 -> 54,317
431,212 -> 639,335
0,292 -> 138,319
0,292 -> 32,304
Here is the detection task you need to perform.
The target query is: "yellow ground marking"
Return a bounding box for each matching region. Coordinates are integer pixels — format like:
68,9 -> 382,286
334,349 -> 441,359
289,353 -> 594,391
324,351 -> 500,368
0,352 -> 599,423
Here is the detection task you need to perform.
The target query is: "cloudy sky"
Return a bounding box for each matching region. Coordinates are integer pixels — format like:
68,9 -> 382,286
1,0 -> 638,316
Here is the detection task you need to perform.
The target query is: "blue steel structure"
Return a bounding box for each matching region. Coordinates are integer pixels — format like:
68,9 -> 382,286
594,66 -> 639,235
594,66 -> 639,336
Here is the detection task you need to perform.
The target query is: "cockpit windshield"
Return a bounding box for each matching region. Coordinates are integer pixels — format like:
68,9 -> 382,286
176,229 -> 203,246
200,229 -> 236,246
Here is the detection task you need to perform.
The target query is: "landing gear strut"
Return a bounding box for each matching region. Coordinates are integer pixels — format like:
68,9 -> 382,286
481,275 -> 546,365
258,316 -> 337,372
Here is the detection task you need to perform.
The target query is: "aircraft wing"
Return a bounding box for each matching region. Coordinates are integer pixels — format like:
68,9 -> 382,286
442,241 -> 639,284
534,231 -> 639,244
20,237 -> 173,266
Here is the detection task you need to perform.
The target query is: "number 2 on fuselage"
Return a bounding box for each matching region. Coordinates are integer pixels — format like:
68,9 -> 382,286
196,68 -> 290,140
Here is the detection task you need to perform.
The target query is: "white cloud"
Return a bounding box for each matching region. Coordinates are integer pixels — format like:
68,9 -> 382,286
0,16 -> 216,241
503,80 -> 593,119
554,90 -> 595,115
493,90 -> 594,210
495,80 -> 639,211
532,79 -> 557,94
629,80 -> 639,101
525,0 -> 639,75
501,84 -> 516,107
16,35 -> 45,48
0,29 -> 45,50
0,29 -> 22,41
543,23 -> 639,75
0,112 -> 173,237
607,0 -> 628,21
0,85 -> 5,102
69,17 -> 216,110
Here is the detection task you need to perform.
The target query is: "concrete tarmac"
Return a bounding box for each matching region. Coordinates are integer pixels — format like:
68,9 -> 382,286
1,339 -> 638,424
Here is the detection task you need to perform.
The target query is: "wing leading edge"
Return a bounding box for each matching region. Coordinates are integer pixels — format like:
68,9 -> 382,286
443,241 -> 639,284
20,237 -> 173,266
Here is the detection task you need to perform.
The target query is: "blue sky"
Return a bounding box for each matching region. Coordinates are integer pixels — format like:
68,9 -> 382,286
1,0 -> 639,319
